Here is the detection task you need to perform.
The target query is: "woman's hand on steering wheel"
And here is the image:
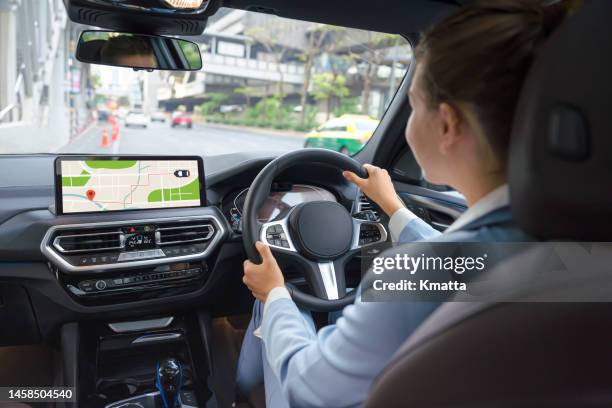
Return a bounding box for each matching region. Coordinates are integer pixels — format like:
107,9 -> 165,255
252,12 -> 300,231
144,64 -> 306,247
242,149 -> 388,311
343,164 -> 404,217
243,241 -> 285,302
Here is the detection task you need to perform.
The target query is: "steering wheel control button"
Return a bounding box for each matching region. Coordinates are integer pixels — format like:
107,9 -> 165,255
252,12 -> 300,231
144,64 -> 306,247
354,210 -> 379,222
290,201 -> 353,260
359,224 -> 383,245
95,280 -> 107,291
266,224 -> 292,249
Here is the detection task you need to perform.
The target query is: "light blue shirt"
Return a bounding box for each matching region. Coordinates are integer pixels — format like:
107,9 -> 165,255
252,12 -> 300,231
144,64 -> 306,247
260,186 -> 529,407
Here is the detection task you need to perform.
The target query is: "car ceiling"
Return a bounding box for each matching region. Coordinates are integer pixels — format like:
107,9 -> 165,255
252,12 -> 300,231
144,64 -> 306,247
220,0 -> 461,35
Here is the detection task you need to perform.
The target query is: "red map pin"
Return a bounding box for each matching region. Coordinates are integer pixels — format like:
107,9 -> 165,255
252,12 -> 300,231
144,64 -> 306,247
86,190 -> 96,201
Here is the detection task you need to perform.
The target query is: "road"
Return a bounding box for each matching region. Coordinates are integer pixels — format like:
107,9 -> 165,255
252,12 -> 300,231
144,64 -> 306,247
58,121 -> 305,156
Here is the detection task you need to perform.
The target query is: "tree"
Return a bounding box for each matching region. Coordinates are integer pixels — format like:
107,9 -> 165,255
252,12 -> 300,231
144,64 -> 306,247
334,96 -> 360,117
234,85 -> 257,107
312,72 -> 350,120
246,26 -> 291,121
297,24 -> 345,126
347,33 -> 401,115
90,73 -> 102,91
199,93 -> 229,116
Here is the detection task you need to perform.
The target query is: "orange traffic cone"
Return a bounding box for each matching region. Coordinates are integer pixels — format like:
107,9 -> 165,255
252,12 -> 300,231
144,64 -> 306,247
100,129 -> 110,148
112,126 -> 119,142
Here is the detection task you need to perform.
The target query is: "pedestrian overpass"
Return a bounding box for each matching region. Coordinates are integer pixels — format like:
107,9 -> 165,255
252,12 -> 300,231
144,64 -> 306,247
158,32 -> 306,103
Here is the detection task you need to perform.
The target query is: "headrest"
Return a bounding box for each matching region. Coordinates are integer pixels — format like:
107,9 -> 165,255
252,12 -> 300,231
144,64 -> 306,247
509,1 -> 612,241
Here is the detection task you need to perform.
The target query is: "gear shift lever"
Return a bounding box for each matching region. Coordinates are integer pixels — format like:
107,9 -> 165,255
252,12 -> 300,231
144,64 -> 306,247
156,358 -> 183,408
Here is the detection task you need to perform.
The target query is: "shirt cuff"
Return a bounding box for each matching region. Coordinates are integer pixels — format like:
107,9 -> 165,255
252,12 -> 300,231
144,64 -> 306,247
253,286 -> 291,339
389,207 -> 418,242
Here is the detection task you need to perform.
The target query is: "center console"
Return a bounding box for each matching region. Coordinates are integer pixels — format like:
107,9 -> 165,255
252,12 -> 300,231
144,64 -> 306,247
63,313 -> 215,408
41,215 -> 225,306
45,157 -> 230,407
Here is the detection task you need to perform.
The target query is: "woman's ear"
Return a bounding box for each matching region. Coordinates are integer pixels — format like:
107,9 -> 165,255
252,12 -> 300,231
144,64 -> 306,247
438,102 -> 463,154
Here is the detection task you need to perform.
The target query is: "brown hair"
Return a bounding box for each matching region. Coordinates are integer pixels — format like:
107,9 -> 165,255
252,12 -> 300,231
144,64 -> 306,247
415,0 -> 580,170
100,35 -> 155,67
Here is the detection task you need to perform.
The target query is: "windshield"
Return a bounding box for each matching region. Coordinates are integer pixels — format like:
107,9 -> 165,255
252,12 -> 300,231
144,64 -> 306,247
355,121 -> 379,133
0,3 -> 411,156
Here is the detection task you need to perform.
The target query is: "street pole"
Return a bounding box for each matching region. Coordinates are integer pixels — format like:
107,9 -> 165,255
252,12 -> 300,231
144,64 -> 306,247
0,1 -> 17,121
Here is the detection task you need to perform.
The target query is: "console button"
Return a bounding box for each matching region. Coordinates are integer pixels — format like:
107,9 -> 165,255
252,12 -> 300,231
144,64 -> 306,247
112,278 -> 123,286
118,252 -> 135,262
78,281 -> 94,292
186,268 -> 201,276
79,257 -> 89,265
166,247 -> 181,256
95,280 -> 107,291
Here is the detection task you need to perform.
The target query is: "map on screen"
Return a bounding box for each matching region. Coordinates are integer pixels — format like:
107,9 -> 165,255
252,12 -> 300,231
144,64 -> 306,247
59,159 -> 202,213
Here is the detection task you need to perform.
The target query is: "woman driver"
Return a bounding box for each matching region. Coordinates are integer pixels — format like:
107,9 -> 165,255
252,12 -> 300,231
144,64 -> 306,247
237,1 -> 579,407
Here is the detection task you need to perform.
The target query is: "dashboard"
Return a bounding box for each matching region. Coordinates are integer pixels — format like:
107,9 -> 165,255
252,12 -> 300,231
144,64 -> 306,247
0,153 -> 371,322
221,183 -> 337,232
0,151 -> 468,348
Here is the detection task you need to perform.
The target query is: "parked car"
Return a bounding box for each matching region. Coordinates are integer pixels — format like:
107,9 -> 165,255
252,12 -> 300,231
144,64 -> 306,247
171,113 -> 193,129
303,114 -> 380,155
219,104 -> 244,113
151,111 -> 167,123
125,109 -> 150,128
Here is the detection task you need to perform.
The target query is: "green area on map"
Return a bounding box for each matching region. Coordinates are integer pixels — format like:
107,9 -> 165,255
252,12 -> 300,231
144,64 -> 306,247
62,170 -> 91,187
147,178 -> 200,202
85,160 -> 137,169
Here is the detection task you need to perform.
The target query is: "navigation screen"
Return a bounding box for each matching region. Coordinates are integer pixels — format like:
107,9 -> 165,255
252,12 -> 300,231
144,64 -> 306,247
55,157 -> 204,214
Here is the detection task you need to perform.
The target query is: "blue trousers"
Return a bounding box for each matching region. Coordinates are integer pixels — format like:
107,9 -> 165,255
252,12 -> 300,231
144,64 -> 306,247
235,300 -> 316,408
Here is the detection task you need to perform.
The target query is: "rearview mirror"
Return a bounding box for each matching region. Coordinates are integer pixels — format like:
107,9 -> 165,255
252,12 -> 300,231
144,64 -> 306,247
76,30 -> 202,71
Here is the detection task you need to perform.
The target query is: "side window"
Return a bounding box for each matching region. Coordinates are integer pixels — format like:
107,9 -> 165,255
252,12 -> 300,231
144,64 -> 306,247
391,148 -> 453,192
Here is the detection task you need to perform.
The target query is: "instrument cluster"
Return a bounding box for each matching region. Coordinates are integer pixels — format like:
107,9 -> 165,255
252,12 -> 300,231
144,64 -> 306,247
221,183 -> 337,232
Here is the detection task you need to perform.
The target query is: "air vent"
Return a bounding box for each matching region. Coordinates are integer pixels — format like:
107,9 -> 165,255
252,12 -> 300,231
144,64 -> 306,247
53,230 -> 124,254
156,221 -> 215,245
358,193 -> 379,218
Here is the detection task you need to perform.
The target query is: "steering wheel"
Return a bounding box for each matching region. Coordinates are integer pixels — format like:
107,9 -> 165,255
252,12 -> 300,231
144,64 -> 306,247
243,149 -> 388,312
